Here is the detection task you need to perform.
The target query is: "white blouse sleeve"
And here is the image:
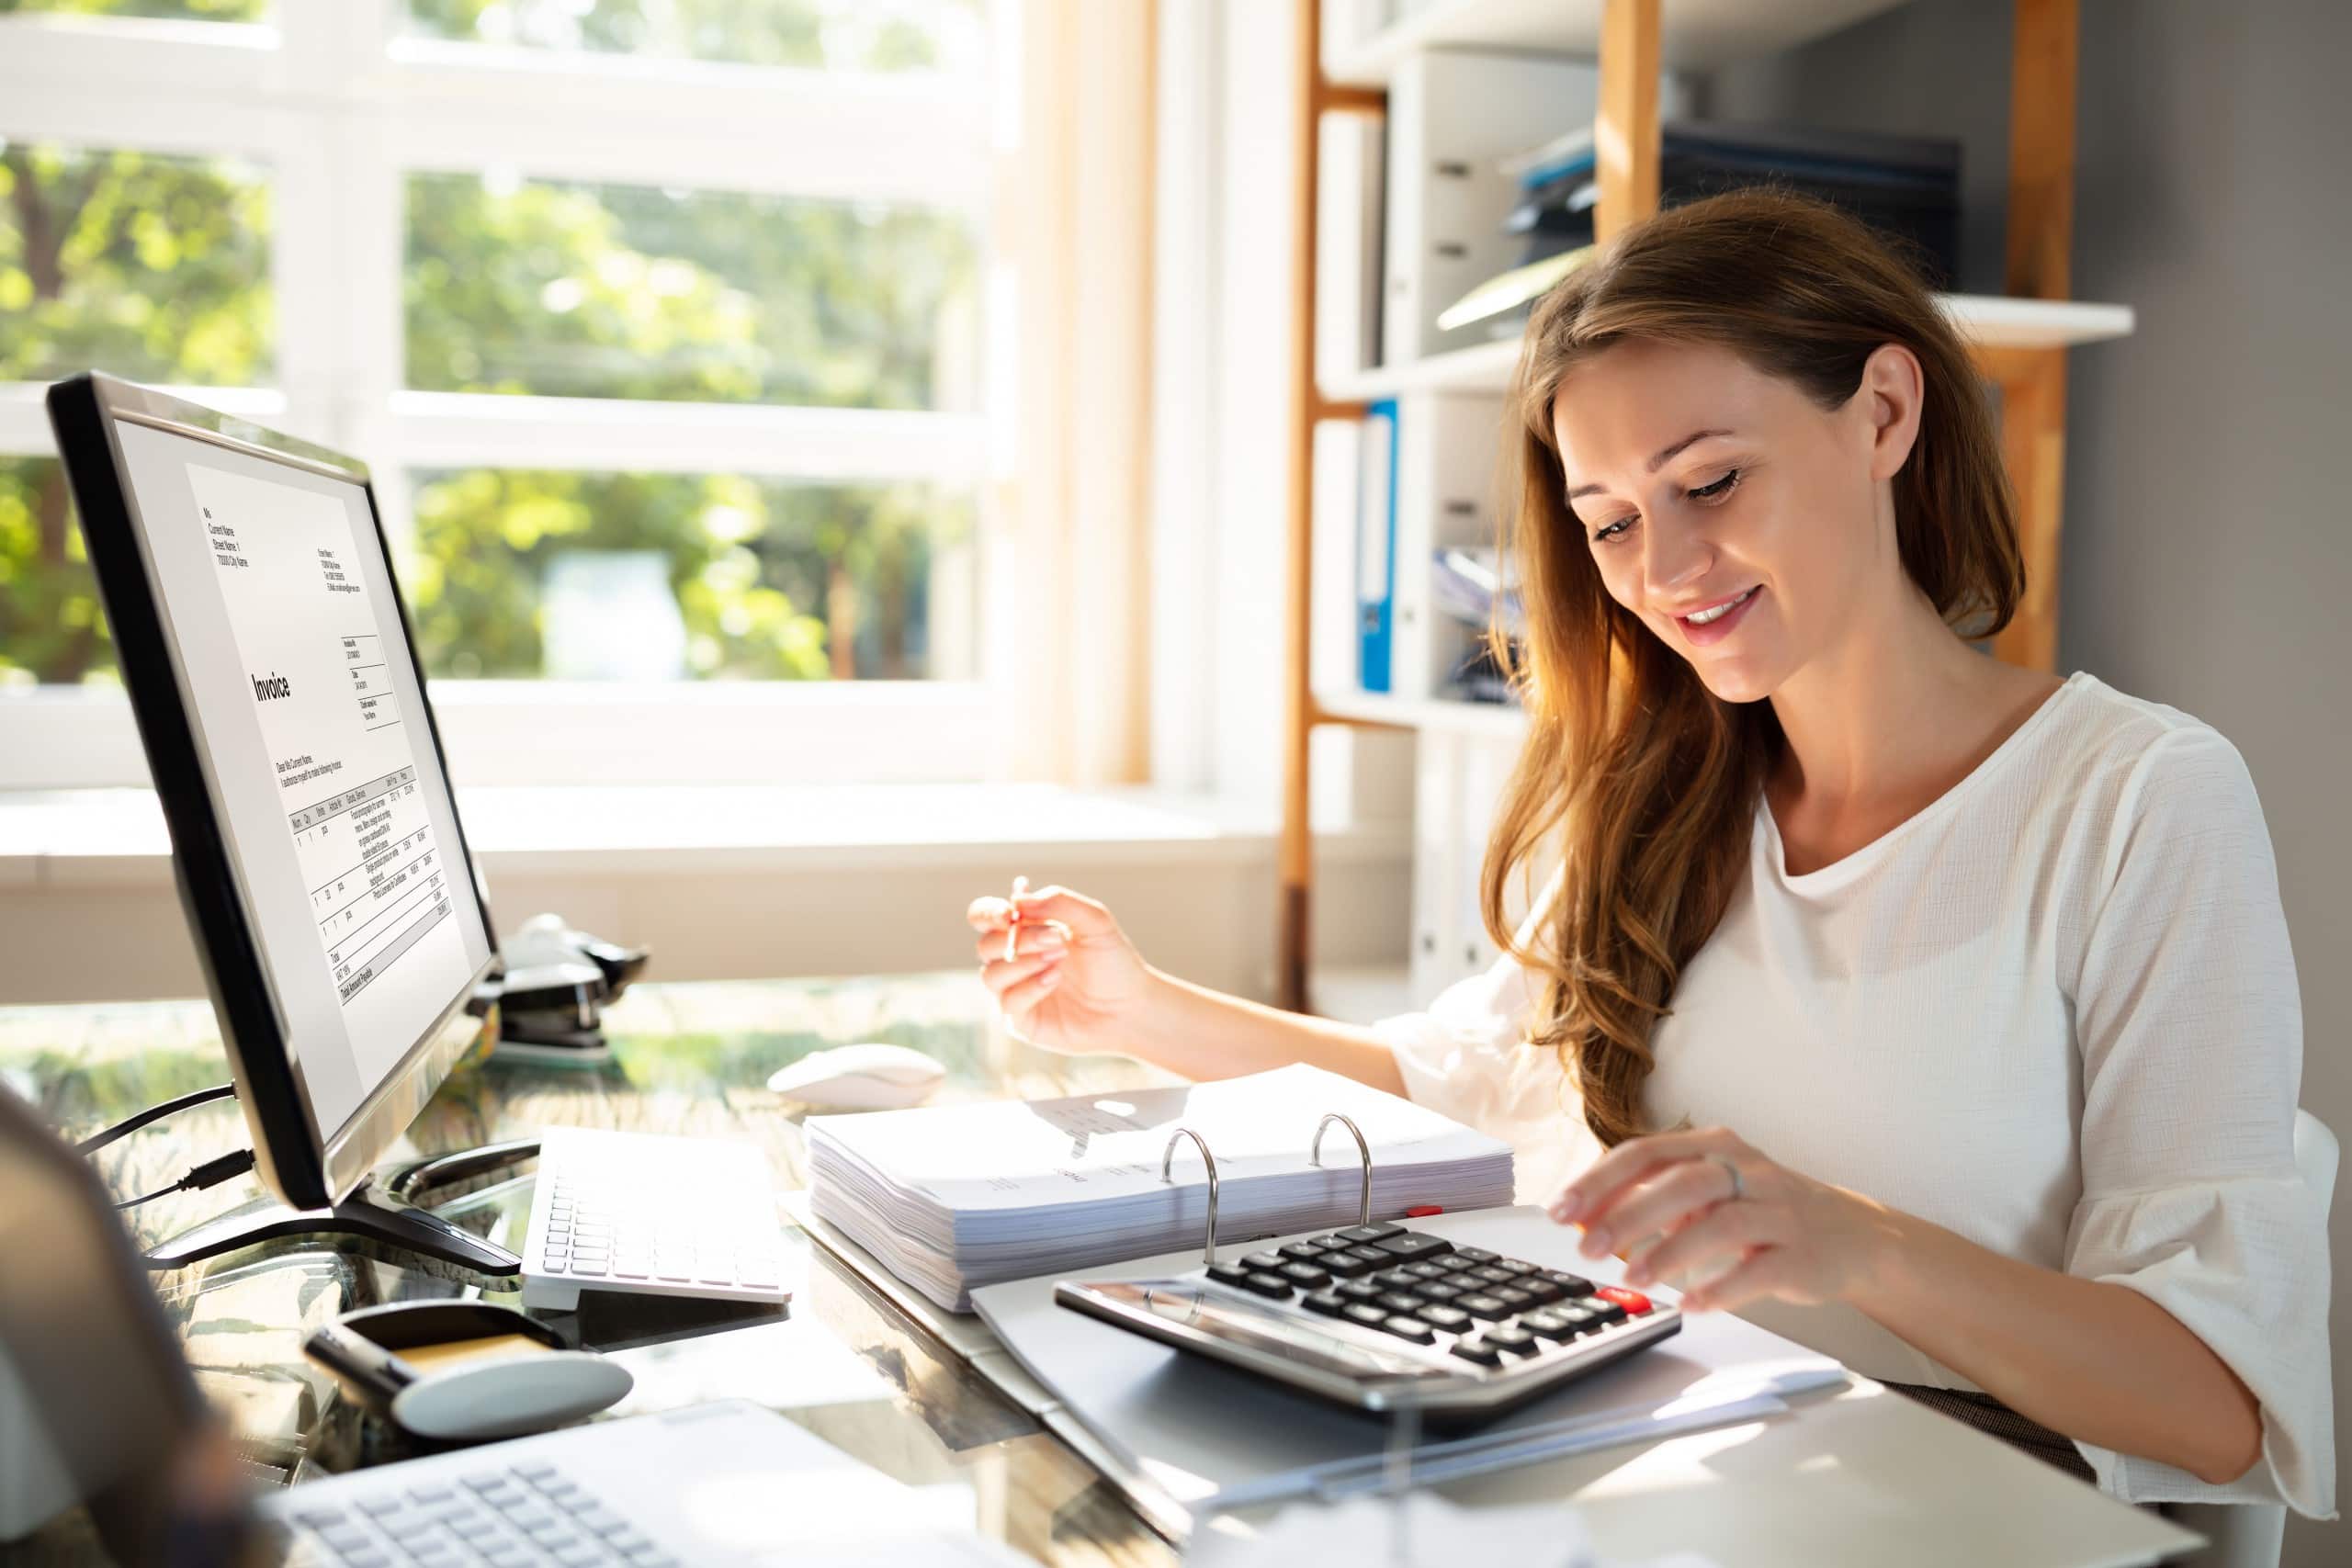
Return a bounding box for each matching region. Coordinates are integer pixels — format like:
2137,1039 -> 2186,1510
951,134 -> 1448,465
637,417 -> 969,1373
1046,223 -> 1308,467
2064,726 -> 2335,1516
1368,873 -> 1598,1201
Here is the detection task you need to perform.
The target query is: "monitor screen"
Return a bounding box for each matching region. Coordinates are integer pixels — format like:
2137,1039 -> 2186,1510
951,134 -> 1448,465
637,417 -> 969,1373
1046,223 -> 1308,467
107,415 -> 492,1142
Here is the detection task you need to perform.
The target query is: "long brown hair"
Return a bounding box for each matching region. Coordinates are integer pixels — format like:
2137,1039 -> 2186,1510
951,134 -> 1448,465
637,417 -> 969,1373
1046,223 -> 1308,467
1483,188 -> 2023,1151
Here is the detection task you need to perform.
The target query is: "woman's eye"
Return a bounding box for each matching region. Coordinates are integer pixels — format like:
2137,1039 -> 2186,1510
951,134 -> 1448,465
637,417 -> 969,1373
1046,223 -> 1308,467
1689,468 -> 1741,502
1591,517 -> 1634,545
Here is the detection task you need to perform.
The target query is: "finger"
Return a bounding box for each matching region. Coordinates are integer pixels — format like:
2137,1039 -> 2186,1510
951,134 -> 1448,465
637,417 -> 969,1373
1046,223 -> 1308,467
1678,1246 -> 1792,1314
1576,1158 -> 1740,1258
1009,885 -> 1120,942
1550,1126 -> 1741,1224
980,951 -> 1063,998
1623,1200 -> 1782,1290
973,922 -> 1069,966
997,958 -> 1066,1019
967,896 -> 1012,932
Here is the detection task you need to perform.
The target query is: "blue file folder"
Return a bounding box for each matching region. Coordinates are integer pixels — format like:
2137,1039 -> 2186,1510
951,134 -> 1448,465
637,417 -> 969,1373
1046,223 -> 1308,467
1356,399 -> 1398,693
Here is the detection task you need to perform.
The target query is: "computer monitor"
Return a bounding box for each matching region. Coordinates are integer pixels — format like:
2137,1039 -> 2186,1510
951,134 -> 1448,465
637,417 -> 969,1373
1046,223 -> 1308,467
46,373 -> 511,1272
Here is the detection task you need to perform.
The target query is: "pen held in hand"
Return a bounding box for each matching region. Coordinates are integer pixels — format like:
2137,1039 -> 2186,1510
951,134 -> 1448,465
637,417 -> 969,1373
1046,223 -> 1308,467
1004,874 -> 1028,964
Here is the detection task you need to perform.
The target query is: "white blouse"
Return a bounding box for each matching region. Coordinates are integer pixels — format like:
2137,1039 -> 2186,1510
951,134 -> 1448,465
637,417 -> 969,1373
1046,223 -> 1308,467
1372,671 -> 2334,1516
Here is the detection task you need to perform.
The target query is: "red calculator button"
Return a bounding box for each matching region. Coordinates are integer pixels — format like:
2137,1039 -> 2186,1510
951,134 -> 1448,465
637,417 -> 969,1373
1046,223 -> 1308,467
1595,1285 -> 1654,1314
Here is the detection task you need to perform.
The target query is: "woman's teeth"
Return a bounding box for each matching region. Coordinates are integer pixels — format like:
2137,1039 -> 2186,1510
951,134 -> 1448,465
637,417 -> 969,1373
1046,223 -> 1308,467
1686,587 -> 1758,626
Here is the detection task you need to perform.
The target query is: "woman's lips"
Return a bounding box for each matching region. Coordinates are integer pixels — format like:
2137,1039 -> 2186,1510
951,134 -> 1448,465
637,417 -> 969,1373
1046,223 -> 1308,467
1676,585 -> 1760,647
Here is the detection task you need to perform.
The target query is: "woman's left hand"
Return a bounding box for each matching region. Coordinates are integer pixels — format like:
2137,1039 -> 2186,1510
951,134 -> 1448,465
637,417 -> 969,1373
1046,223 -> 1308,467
1547,1126 -> 1896,1314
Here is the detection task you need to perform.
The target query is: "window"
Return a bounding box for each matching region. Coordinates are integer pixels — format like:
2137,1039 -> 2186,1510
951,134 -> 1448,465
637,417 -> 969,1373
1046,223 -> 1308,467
0,1 -> 1003,784
5,1 -> 268,20
401,0 -> 981,74
403,468 -> 976,682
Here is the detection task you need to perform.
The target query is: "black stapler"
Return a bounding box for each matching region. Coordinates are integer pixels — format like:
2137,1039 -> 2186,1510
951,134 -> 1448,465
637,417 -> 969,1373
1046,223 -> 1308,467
487,915 -> 650,1061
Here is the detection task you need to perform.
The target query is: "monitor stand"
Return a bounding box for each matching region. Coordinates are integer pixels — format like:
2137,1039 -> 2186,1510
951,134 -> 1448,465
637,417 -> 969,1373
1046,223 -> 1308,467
142,1138 -> 540,1275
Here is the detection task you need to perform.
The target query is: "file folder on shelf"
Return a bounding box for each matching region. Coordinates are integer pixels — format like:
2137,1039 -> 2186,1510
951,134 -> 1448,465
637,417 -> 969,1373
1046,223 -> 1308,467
1356,399 -> 1398,693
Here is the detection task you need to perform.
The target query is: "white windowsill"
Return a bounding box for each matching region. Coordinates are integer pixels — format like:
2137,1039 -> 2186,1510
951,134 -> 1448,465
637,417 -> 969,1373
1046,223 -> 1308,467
0,782 -> 1406,889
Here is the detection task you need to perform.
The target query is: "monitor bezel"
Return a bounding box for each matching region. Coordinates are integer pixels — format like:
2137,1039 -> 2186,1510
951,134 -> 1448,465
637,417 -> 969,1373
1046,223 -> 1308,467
45,372 -> 501,1212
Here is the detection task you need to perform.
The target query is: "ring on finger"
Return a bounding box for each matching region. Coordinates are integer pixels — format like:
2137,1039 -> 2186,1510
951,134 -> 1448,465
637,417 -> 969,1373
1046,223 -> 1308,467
1704,1152 -> 1745,1203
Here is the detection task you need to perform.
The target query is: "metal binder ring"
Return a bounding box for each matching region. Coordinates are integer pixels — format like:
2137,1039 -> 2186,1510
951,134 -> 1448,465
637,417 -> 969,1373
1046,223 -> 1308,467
1312,1112 -> 1374,1229
1160,1126 -> 1221,1266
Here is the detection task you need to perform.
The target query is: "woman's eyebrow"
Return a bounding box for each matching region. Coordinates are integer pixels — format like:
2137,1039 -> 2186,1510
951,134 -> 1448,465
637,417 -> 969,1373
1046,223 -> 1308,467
1566,428 -> 1737,501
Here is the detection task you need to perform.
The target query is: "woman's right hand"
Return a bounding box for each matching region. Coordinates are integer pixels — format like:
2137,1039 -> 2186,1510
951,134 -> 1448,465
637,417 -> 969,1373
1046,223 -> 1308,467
965,883 -> 1157,1055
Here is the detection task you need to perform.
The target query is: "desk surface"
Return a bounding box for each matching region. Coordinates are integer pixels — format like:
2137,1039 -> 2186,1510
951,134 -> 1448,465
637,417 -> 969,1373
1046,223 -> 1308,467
1,976 -> 1183,1568
1,978 -> 2199,1568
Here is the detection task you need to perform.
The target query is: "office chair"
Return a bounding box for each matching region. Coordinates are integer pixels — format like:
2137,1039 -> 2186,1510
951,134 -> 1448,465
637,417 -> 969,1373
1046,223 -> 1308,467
2166,1109 -> 2337,1568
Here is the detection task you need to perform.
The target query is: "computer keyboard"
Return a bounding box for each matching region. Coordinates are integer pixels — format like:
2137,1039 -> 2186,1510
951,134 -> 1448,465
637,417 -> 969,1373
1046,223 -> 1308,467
1056,1221 -> 1679,1421
280,1456 -> 676,1568
520,1127 -> 789,1311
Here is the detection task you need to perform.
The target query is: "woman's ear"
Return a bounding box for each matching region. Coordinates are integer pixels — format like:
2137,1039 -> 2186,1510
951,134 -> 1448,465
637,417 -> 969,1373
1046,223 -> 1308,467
1860,342 -> 1926,483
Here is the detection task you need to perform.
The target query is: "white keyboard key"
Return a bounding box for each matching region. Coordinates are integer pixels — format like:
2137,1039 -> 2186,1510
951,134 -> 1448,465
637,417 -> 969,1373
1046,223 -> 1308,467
521,1128 -> 791,1311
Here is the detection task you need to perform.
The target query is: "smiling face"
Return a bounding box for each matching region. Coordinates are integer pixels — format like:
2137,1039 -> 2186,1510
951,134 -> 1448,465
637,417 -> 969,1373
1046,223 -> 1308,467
1550,337 -> 1920,705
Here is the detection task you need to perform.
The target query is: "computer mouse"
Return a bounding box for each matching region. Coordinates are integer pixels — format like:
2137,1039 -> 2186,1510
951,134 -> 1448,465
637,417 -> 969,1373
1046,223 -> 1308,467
765,1043 -> 945,1111
390,1351 -> 633,1442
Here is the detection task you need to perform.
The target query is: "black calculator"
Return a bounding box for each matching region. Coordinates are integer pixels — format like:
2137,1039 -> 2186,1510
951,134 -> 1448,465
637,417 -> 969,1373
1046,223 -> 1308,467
1055,1220 -> 1680,1422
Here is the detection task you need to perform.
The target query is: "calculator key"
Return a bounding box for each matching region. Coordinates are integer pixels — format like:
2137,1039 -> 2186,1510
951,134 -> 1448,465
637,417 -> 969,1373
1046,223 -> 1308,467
1336,1280 -> 1385,1303
1578,1296 -> 1629,1326
1542,1269 -> 1594,1293
1279,1241 -> 1332,1263
1453,1247 -> 1497,1265
1554,1304 -> 1600,1334
1490,1258 -> 1538,1277
1373,1233 -> 1453,1262
1450,1338 -> 1503,1366
1485,1325 -> 1539,1355
1415,1281 -> 1464,1303
1341,1303 -> 1390,1329
1205,1262 -> 1253,1287
1241,1271 -> 1295,1298
1374,1292 -> 1427,1315
1521,1311 -> 1577,1339
1468,1266 -> 1517,1287
1455,1293 -> 1512,1321
1337,1223 -> 1404,1244
1380,1316 -> 1435,1344
1428,1253 -> 1479,1274
1242,1250 -> 1287,1271
1514,1278 -> 1568,1306
1419,1305 -> 1471,1332
1301,1291 -> 1349,1317
1371,1269 -> 1423,1292
1279,1262 -> 1332,1289
1596,1285 -> 1656,1315
1488,1285 -> 1534,1311
1402,1260 -> 1453,1280
1321,1248 -> 1386,1279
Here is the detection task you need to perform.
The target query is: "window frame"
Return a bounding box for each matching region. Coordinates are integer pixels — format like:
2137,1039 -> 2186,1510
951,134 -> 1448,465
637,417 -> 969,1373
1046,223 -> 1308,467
0,0 -> 1010,790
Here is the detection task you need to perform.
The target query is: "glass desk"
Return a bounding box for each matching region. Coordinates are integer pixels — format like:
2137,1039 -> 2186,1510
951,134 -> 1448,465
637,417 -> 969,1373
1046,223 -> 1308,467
0,976 -> 1183,1568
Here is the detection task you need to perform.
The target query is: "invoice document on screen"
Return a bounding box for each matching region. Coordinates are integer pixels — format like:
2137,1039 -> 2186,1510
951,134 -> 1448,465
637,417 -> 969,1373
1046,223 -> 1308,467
116,417 -> 490,1132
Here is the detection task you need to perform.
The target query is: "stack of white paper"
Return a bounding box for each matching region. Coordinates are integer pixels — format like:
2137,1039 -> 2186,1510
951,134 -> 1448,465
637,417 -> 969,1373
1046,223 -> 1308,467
807,1064 -> 1517,1311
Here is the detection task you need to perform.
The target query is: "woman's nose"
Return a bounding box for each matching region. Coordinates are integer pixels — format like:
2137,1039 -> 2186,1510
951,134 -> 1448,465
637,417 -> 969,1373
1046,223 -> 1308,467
1643,519 -> 1715,603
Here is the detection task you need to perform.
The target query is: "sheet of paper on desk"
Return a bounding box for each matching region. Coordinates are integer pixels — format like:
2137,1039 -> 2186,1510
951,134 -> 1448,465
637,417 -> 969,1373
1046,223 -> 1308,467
968,1205 -> 1845,1522
807,1064 -> 1514,1310
1187,1494 -> 1722,1568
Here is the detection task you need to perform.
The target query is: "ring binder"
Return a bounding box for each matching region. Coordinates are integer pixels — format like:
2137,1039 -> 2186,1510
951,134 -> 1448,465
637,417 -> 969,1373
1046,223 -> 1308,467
1159,1127 -> 1221,1266
1312,1111 -> 1375,1228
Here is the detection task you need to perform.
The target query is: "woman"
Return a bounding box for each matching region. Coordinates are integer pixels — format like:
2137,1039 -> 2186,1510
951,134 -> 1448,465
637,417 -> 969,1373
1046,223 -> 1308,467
965,189 -> 2331,1516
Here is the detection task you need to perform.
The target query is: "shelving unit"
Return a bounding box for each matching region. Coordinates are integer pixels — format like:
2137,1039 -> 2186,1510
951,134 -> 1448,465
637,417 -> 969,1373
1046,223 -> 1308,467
1322,294 -> 2134,403
1312,687 -> 1532,743
1324,0 -> 1919,85
1280,0 -> 2122,1014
